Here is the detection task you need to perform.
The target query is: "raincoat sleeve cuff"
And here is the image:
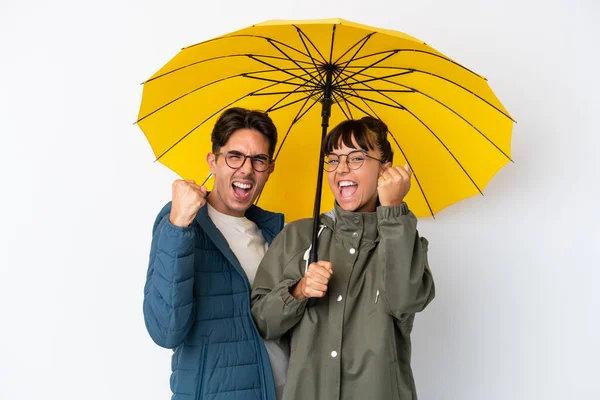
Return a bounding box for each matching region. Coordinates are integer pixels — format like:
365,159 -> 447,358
377,202 -> 409,220
279,278 -> 308,314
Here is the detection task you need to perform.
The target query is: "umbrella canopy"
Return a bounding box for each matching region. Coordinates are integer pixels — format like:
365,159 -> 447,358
137,18 -> 514,260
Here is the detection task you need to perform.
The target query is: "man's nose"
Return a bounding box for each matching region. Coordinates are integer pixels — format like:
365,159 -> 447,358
238,156 -> 254,174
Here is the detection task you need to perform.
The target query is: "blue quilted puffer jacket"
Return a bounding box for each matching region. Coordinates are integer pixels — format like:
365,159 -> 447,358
143,201 -> 285,400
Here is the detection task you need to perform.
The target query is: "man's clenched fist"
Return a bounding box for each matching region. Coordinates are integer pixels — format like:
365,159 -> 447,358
169,179 -> 208,228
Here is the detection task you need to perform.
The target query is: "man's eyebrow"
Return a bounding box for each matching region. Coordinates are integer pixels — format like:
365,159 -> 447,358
227,150 -> 270,158
227,149 -> 269,157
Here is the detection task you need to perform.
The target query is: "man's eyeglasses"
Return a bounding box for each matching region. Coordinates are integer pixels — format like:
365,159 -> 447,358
215,151 -> 273,172
324,150 -> 383,172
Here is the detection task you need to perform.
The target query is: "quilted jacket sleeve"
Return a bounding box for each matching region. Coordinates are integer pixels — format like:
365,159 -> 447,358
143,202 -> 196,349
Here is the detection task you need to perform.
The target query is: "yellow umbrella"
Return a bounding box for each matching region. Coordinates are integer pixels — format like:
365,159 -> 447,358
137,17 -> 514,226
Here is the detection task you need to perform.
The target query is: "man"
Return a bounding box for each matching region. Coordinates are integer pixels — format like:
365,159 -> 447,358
143,107 -> 288,400
251,117 -> 434,399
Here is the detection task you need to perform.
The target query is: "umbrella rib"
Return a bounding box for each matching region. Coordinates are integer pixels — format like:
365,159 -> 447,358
335,88 -> 406,110
260,73 -> 320,113
154,94 -> 255,163
293,25 -> 328,64
388,132 -> 435,217
144,54 -> 313,84
338,96 -> 435,217
339,93 -> 354,119
241,74 -> 320,89
338,67 -> 515,122
248,55 -> 317,85
329,25 -> 337,64
254,92 -> 323,208
333,98 -> 352,120
295,27 -> 325,82
251,89 -> 319,96
338,70 -> 513,160
339,86 -> 483,195
243,66 -> 319,75
342,50 -> 401,83
402,106 -> 483,194
137,68 -> 314,123
335,69 -> 414,88
266,92 -> 317,113
336,49 -> 484,80
332,33 -> 374,85
332,33 -> 375,66
273,89 -> 323,161
256,90 -> 323,207
266,39 -> 322,85
296,92 -> 324,121
344,88 -> 415,93
335,93 -> 376,117
155,76 -> 311,162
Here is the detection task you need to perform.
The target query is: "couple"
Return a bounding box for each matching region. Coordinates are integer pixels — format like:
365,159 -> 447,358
143,107 -> 435,400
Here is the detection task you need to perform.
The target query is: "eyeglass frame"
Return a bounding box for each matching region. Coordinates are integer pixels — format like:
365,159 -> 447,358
213,150 -> 274,172
323,150 -> 384,172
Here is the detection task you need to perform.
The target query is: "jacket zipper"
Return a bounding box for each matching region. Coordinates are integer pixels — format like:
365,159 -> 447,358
195,344 -> 208,400
247,281 -> 269,400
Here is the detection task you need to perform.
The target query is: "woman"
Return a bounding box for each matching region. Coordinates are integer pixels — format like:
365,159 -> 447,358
251,116 -> 435,400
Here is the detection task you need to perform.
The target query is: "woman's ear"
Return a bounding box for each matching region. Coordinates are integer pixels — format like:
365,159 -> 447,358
379,161 -> 392,176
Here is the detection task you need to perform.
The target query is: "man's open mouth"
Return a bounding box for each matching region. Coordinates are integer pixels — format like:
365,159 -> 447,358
232,181 -> 253,200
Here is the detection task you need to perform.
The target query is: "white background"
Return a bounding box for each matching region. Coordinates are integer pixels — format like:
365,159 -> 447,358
0,0 -> 598,399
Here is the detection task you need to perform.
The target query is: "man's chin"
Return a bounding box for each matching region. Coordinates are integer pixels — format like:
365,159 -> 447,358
227,192 -> 257,211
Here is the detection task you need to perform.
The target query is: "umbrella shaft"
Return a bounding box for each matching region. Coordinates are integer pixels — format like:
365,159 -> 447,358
310,69 -> 334,265
321,68 -> 334,123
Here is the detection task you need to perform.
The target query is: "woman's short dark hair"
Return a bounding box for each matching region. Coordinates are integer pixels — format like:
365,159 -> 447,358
324,116 -> 394,163
211,107 -> 278,157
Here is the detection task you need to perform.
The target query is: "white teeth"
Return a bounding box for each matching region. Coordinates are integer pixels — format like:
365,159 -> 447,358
233,182 -> 252,189
339,181 -> 357,187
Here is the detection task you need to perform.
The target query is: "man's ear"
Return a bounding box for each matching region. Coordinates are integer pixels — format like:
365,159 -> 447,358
268,162 -> 275,176
207,153 -> 217,175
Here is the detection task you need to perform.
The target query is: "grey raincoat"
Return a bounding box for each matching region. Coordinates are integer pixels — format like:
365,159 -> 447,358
251,202 -> 435,400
